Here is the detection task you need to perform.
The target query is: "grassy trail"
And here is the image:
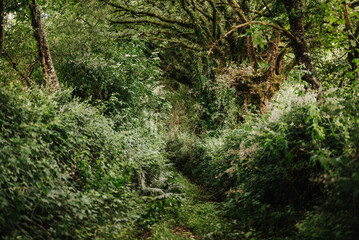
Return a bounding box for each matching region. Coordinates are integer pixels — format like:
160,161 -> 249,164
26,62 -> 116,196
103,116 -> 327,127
140,168 -> 242,240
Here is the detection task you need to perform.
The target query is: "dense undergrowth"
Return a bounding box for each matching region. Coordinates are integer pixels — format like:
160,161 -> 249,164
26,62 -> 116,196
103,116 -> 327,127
167,82 -> 359,239
0,84 -> 172,239
2,59 -> 358,239
0,83 -> 240,239
2,1 -> 359,238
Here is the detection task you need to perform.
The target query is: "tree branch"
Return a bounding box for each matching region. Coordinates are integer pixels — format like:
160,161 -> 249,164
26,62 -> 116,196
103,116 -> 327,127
342,2 -> 352,30
104,0 -> 193,28
152,37 -> 201,51
208,0 -> 218,39
223,1 -> 261,68
190,0 -> 212,19
261,0 -> 273,17
181,0 -> 196,23
261,0 -> 285,29
30,219 -> 52,237
0,0 -> 6,55
26,58 -> 39,78
349,0 -> 359,8
181,0 -> 211,46
208,21 -> 295,55
275,45 -> 290,74
2,52 -> 32,87
226,0 -> 249,23
109,18 -> 180,30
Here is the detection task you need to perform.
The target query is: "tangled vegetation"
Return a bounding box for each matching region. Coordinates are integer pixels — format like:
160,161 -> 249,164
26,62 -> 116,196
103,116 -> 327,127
167,82 -> 359,239
0,84 -> 169,238
1,0 -> 359,239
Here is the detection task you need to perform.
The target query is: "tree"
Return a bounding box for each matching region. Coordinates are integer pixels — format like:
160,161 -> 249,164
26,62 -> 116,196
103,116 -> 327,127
0,0 -> 5,55
343,0 -> 359,82
0,0 -> 59,91
282,0 -> 322,92
27,0 -> 59,91
0,0 -> 34,87
103,0 -> 321,112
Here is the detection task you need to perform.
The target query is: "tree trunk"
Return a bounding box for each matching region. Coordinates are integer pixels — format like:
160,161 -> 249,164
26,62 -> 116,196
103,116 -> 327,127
27,0 -> 60,91
343,1 -> 359,83
231,31 -> 294,113
0,0 -> 6,55
283,0 -> 322,91
261,32 -> 281,111
228,31 -> 287,113
247,35 -> 258,69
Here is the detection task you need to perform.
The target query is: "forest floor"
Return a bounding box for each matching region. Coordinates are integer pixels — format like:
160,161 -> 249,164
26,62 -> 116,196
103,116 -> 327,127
140,168 -> 242,240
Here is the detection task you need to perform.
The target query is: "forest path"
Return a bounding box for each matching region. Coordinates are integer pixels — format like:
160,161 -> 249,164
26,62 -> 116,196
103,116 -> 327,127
140,167 -> 242,240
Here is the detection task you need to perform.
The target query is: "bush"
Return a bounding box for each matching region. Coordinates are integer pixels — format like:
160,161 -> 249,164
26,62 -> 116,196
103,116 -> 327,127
0,84 -> 168,239
167,83 -> 359,239
297,209 -> 357,240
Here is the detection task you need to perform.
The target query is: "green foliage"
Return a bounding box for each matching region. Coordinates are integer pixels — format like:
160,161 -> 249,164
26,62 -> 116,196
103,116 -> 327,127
141,169 -> 243,240
0,9 -> 42,85
0,84 -> 168,239
2,1 -> 359,239
149,223 -> 190,240
46,0 -> 161,113
167,82 -> 359,239
167,73 -> 242,134
296,210 -> 356,240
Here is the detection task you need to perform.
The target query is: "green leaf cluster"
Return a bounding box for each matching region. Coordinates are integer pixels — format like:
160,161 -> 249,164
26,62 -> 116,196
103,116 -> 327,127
167,83 -> 359,239
0,84 -> 168,239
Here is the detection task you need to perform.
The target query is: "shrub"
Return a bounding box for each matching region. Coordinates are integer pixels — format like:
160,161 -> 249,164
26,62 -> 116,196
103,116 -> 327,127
167,83 -> 359,239
0,84 -> 168,239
